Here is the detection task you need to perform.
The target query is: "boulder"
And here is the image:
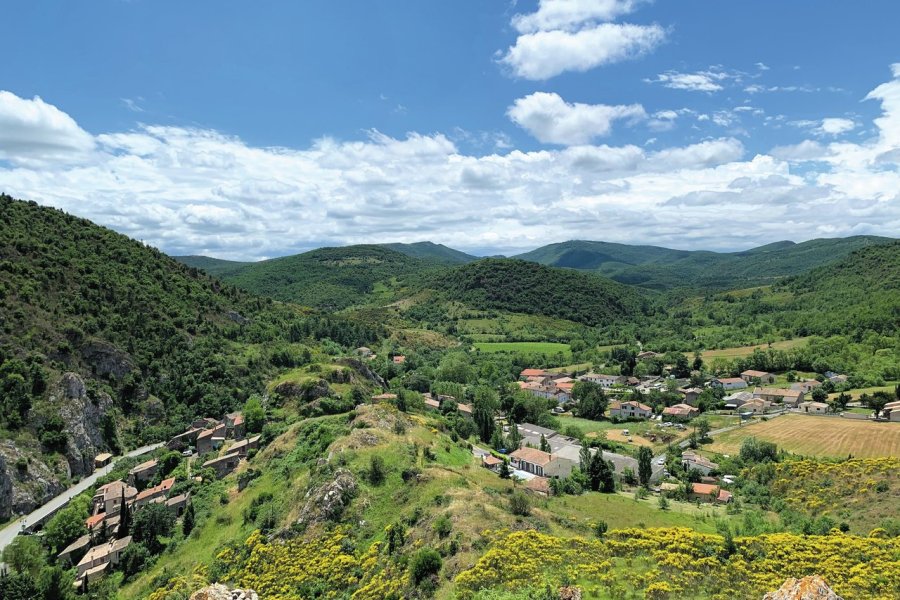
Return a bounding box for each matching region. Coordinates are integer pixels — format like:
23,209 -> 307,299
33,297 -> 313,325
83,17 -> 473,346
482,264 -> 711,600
189,584 -> 258,600
273,378 -> 332,402
293,468 -> 358,529
763,576 -> 843,600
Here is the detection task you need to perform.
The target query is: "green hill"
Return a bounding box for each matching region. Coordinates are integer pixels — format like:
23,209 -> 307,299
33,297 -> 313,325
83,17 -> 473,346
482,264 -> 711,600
219,245 -> 445,311
514,236 -> 896,290
173,255 -> 253,277
423,258 -> 646,327
379,241 -> 478,264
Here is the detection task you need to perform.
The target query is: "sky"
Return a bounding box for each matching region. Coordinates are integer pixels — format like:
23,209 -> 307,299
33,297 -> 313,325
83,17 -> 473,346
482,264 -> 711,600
1,0 -> 899,260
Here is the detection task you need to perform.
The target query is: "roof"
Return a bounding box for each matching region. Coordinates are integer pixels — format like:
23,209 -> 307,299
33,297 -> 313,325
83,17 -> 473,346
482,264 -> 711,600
59,534 -> 92,557
555,382 -> 575,392
742,370 -> 770,377
520,368 -> 548,378
524,476 -> 551,494
510,447 -> 553,466
129,458 -> 158,473
678,387 -> 703,394
85,513 -> 105,529
754,387 -> 802,398
457,402 -> 473,414
482,455 -> 503,466
424,398 -> 441,408
94,452 -> 113,462
659,482 -> 680,492
614,400 -> 652,412
517,423 -> 557,438
232,414 -> 244,426
96,480 -> 137,500
166,492 -> 190,506
197,428 -> 216,440
682,451 -> 718,470
202,452 -> 241,468
715,377 -> 746,384
690,482 -> 721,495
392,355 -> 406,363
663,404 -> 697,415
371,393 -> 397,400
800,401 -> 829,409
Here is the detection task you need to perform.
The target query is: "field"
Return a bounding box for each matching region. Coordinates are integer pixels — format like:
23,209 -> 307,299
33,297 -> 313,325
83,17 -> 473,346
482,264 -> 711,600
828,382 -> 900,401
473,341 -> 571,358
706,414 -> 900,458
692,337 -> 811,361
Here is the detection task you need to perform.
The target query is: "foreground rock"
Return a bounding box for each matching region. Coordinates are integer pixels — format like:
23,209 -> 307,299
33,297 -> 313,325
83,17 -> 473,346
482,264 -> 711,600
189,584 -> 258,600
0,440 -> 65,520
292,468 -> 358,529
47,372 -> 114,476
763,576 -> 843,600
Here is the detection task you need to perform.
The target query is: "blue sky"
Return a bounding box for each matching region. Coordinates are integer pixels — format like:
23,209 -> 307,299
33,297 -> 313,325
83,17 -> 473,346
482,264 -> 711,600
1,1 -> 899,258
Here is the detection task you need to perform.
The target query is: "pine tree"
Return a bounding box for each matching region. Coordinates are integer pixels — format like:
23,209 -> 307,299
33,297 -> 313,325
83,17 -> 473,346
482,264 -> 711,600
499,459 -> 511,479
638,446 -> 653,488
118,489 -> 131,539
182,501 -> 195,536
539,434 -> 550,453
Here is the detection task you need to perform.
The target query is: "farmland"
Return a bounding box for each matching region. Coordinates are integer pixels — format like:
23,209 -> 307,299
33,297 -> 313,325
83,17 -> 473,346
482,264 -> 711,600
706,414 -> 900,458
691,337 -> 811,361
473,341 -> 571,358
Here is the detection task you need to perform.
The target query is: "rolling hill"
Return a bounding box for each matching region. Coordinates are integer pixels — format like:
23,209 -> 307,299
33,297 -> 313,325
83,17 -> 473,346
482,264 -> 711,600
514,236 -> 896,290
174,255 -> 254,277
379,241 -> 478,264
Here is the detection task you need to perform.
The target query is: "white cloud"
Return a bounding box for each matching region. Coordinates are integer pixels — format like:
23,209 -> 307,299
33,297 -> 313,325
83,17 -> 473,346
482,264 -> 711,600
818,117 -> 856,136
648,69 -> 732,92
0,91 -> 94,162
512,0 -> 641,33
500,23 -> 665,80
507,92 -> 645,145
1,66 -> 900,259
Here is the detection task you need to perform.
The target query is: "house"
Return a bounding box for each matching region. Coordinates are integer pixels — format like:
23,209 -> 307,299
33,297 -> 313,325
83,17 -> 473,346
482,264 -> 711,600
738,398 -> 771,414
133,477 -> 176,509
75,536 -> 132,585
57,533 -> 92,566
509,447 -> 576,478
710,377 -> 748,391
225,412 -> 246,439
457,402 -> 474,418
166,492 -> 191,517
202,452 -> 242,478
798,401 -> 829,414
92,481 -> 137,516
424,396 -> 440,411
228,435 -> 261,457
829,374 -> 849,385
192,417 -> 220,430
658,482 -> 680,495
579,373 -> 624,388
678,387 -> 703,406
636,351 -> 660,361
166,428 -> 201,451
741,370 -> 775,384
520,368 -> 549,379
608,400 -> 653,420
662,403 -> 699,420
688,483 -> 732,504
722,391 -> 753,409
682,451 -> 719,476
881,401 -> 900,422
356,347 -> 374,358
94,453 -> 113,470
196,423 -> 227,455
481,454 -> 503,472
791,380 -> 822,394
392,355 -> 406,364
516,423 -> 558,448
753,387 -> 804,407
128,458 -> 158,486
524,476 -> 551,497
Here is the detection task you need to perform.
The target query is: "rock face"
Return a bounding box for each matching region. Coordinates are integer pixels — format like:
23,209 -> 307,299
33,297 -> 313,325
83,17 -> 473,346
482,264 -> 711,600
189,584 -> 259,600
46,372 -> 114,476
336,357 -> 388,388
763,576 -> 843,600
294,468 -> 357,529
0,441 -> 65,520
80,340 -> 135,380
273,378 -> 331,402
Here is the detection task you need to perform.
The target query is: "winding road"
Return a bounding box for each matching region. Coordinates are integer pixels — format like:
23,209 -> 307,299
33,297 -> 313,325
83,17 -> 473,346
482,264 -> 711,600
0,442 -> 162,560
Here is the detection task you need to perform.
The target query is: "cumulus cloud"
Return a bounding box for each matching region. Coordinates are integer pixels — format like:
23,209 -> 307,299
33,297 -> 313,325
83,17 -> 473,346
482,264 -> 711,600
500,23 -> 665,80
507,92 -> 646,145
818,117 -> 856,135
1,67 -> 900,259
647,69 -> 734,92
512,0 -> 642,33
0,91 -> 94,162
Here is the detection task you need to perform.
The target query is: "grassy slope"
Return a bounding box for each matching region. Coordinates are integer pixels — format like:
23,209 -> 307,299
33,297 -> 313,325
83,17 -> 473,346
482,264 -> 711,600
514,236 -> 896,290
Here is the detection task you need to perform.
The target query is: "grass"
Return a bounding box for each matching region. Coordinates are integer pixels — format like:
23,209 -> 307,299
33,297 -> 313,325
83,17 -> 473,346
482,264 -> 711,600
828,382 -> 900,401
555,415 -> 689,453
473,341 -> 572,359
693,337 -> 811,361
705,414 -> 900,458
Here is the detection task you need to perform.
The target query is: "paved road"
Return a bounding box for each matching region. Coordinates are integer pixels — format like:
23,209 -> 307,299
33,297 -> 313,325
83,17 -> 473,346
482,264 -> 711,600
0,442 -> 162,558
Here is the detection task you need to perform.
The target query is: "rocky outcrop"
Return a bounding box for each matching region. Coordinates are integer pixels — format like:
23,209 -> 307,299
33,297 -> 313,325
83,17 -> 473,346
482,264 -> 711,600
0,441 -> 65,520
45,372 -> 114,476
763,576 -> 843,600
190,584 -> 258,600
293,468 -> 357,529
80,340 -> 135,379
335,357 -> 387,389
273,378 -> 331,402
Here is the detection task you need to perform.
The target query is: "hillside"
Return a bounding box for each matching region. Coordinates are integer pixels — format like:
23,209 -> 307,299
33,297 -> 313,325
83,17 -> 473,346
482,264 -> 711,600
379,241 -> 478,265
422,258 -> 647,327
515,236 -> 895,290
173,255 -> 253,278
217,245 -> 444,311
0,195 -> 379,517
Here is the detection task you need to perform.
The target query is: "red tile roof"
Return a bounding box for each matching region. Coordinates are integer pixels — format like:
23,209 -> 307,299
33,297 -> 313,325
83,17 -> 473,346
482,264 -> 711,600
520,369 -> 548,378
511,447 -> 553,466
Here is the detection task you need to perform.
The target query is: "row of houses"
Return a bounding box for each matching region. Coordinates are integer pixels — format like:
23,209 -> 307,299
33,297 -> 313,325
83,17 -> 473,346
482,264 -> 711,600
201,434 -> 261,478
166,412 -> 246,454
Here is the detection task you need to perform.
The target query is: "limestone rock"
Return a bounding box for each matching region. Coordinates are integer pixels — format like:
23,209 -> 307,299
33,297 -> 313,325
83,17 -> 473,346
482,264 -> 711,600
80,340 -> 135,380
763,576 -> 843,600
189,584 -> 258,600
335,357 -> 387,388
294,468 -> 357,529
46,372 -> 114,476
273,378 -> 331,402
0,440 -> 65,520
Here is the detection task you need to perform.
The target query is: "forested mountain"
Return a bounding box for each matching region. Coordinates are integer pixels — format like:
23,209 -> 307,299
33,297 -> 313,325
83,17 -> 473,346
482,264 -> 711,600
173,255 -> 253,277
514,236 -> 895,290
422,258 -> 647,327
213,245 -> 446,311
379,241 -> 478,264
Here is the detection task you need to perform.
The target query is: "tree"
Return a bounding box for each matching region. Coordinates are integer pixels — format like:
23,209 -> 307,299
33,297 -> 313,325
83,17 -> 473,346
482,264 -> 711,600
638,447 -> 653,488
830,392 -> 851,412
811,387 -> 828,403
499,459 -> 511,479
673,354 -> 691,378
118,489 -> 131,540
509,491 -> 531,516
367,455 -> 386,485
490,428 -> 505,452
1,535 -> 45,576
594,520 -> 608,537
692,352 -> 703,372
539,434 -> 550,453
131,502 -> 174,554
0,571 -> 39,600
588,452 -> 615,493
694,418 -> 711,442
43,505 -> 87,554
865,391 -> 892,418
38,565 -> 75,600
182,501 -> 196,536
739,437 -> 778,463
119,542 -> 151,577
579,444 -> 591,472
472,386 -> 498,444
244,395 -> 266,434
572,381 -> 608,421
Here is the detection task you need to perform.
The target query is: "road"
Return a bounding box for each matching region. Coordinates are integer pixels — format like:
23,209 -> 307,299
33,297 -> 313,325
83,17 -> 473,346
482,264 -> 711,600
0,442 -> 162,559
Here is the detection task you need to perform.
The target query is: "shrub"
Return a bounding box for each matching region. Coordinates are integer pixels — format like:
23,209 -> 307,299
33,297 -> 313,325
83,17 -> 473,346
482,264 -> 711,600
509,492 -> 531,517
367,455 -> 387,485
410,547 -> 442,585
434,514 -> 452,538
